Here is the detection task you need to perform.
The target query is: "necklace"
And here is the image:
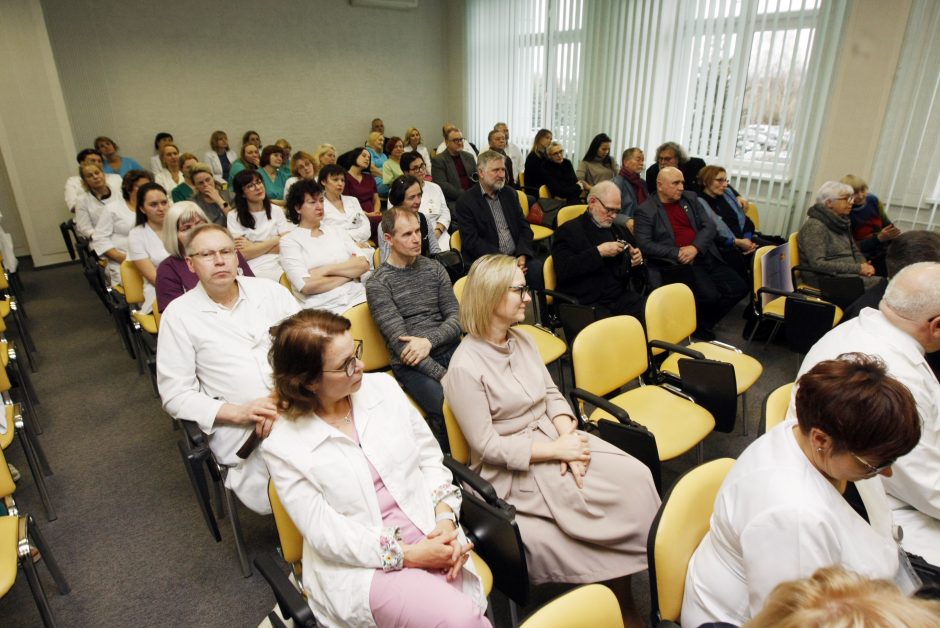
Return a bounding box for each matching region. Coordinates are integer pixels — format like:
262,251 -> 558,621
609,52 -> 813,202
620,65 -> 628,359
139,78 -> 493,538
325,397 -> 353,426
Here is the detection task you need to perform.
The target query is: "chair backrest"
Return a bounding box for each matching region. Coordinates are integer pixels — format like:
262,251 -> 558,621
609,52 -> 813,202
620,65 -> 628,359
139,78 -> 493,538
451,230 -> 462,252
517,190 -> 529,215
372,247 -> 382,269
342,302 -> 392,371
120,260 -> 146,305
268,481 -> 304,568
279,272 -> 292,291
453,276 -> 467,303
538,185 -> 550,199
762,382 -> 793,434
751,245 -> 773,297
572,316 -> 648,395
518,172 -> 525,188
152,300 -> 162,330
745,202 -> 760,230
648,457 -> 735,624
520,584 -> 623,628
645,283 -> 697,354
0,445 -> 17,499
442,400 -> 471,464
555,204 -> 588,227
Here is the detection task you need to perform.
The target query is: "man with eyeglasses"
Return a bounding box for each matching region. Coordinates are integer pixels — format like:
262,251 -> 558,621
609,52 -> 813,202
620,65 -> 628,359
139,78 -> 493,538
635,166 -> 748,340
401,151 -> 451,249
157,223 -> 301,514
552,181 -> 646,321
366,207 -> 461,450
431,127 -> 478,203
644,141 -> 707,195
790,261 -> 940,567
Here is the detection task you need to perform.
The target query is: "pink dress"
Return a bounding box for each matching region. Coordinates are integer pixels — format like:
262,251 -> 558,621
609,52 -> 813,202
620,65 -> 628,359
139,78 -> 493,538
351,431 -> 490,628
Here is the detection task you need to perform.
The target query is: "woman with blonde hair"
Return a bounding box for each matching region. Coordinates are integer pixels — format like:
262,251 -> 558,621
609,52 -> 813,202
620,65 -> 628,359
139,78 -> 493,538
313,143 -> 337,172
523,128 -> 553,196
283,150 -> 318,200
204,130 -> 236,184
403,127 -> 432,174
443,254 -> 660,627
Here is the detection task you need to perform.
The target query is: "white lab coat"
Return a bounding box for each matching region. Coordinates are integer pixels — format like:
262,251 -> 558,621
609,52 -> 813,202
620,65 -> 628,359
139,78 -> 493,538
323,194 -> 372,245
790,306 -> 940,564
262,373 -> 487,628
65,173 -> 121,212
126,223 -> 169,314
156,277 -> 301,514
227,207 -> 293,282
278,225 -> 368,314
420,180 -> 451,249
73,187 -> 125,239
682,418 -> 901,628
92,202 -> 137,286
204,149 -> 237,185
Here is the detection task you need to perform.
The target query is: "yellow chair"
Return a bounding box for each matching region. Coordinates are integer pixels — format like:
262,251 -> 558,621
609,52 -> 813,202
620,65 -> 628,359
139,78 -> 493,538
0,269 -> 35,372
538,185 -> 550,199
648,458 -> 734,626
518,189 -> 554,242
518,172 -> 525,189
0,445 -> 69,627
120,261 -> 159,392
443,400 -> 471,467
520,584 -> 623,628
555,204 -> 588,228
788,231 -> 821,295
744,202 -> 760,231
342,302 -> 393,372
762,382 -> 793,434
645,283 -> 763,434
372,247 -> 382,268
451,230 -> 462,253
572,316 -> 715,461
0,378 -> 54,521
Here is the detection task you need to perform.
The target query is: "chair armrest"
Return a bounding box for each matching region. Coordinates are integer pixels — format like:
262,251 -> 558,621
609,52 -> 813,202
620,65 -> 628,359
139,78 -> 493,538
535,288 -> 580,305
568,387 -> 636,428
443,456 -> 515,515
793,263 -> 840,278
254,553 -> 319,627
756,286 -> 792,299
179,418 -> 208,447
648,340 -> 705,360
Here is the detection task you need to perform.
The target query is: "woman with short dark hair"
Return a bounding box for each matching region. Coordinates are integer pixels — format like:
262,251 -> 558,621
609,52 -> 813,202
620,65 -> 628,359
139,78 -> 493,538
259,145 -> 290,205
683,353 -> 921,627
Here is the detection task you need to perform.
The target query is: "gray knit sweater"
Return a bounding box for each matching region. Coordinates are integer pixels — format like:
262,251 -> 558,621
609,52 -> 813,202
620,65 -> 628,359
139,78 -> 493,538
797,204 -> 880,288
365,256 -> 461,380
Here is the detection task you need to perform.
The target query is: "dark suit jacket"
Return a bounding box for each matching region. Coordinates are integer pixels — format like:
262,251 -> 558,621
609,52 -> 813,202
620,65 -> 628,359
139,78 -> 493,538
552,211 -> 640,307
431,151 -> 478,201
645,157 -> 707,194
634,191 -> 721,263
454,185 -> 535,266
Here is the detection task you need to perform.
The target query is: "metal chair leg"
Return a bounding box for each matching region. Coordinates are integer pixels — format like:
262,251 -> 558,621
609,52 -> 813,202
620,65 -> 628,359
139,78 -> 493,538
10,345 -> 40,405
222,484 -> 252,577
27,515 -> 70,594
18,408 -> 51,476
741,392 -> 749,436
17,423 -> 56,521
10,301 -> 35,355
21,551 -> 58,628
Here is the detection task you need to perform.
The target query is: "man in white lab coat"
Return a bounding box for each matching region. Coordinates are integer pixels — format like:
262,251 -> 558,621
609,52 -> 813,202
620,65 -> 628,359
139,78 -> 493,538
157,223 -> 300,514
790,261 -> 940,565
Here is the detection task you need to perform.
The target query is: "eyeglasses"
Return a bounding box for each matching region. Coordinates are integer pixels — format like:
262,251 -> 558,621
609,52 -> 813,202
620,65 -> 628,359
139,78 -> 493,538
244,180 -> 265,190
591,198 -> 620,215
189,247 -> 236,261
549,150 -> 564,158
851,452 -> 894,478
508,285 -> 531,299
408,163 -> 427,173
448,137 -> 465,143
323,339 -> 363,377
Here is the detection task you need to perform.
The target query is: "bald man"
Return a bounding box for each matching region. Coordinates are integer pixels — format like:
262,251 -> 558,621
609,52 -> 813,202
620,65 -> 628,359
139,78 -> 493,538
634,166 -> 748,338
790,262 -> 940,565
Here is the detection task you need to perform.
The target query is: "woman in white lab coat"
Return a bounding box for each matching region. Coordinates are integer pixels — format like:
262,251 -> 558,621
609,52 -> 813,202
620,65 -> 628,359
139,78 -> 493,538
262,310 -> 489,628
227,169 -> 292,282
682,353 -> 922,628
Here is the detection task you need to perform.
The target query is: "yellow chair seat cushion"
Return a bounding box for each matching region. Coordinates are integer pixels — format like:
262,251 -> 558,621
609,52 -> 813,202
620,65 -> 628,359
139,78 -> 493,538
0,342 -> 7,368
131,311 -> 158,335
0,405 -> 14,450
660,344 -> 763,395
469,550 -> 492,596
0,299 -> 9,318
589,387 -> 714,460
763,296 -> 787,319
517,325 -> 566,364
0,516 -> 18,597
531,225 -> 554,241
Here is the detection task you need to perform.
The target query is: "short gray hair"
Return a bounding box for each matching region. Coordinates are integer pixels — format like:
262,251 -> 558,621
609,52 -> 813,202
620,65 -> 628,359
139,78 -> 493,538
588,180 -> 619,204
883,261 -> 940,322
476,150 -> 504,170
815,180 -> 853,205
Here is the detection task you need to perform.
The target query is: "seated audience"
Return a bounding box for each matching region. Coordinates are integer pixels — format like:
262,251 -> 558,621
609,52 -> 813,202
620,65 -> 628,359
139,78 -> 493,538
610,147 -> 648,227
552,181 -> 646,321
523,128 -> 553,197
793,262 -> 940,567
155,202 -> 253,312
170,153 -> 199,202
279,179 -> 369,314
262,310 -> 488,628
367,205 -> 458,447
313,143 -> 337,174
95,135 -> 143,177
127,182 -> 170,313
73,162 -> 127,237
432,127 -> 478,203
92,174 -> 156,287
149,132 -> 173,175
190,163 -> 230,226
402,152 -> 451,249
493,122 -> 524,179
683,354 -> 921,627
745,566 -> 940,628
227,143 -> 261,188
403,127 -> 432,171
443,254 -> 660,626
154,144 -> 185,193
242,130 -> 262,150
696,165 -> 759,281
274,138 -> 292,173
227,170 -> 292,282
576,133 -> 617,192
258,145 -> 290,205
435,122 -> 480,159
798,180 -> 882,290
157,223 -> 300,515
65,149 -> 122,212
543,141 -> 584,204
382,137 -> 405,186
487,128 -> 517,187
842,173 -> 901,277
644,141 -> 706,195
454,151 -> 540,287
634,167 -> 748,338
339,148 -> 381,216
283,150 -> 318,200
366,132 -> 390,197
370,117 -> 384,135
376,176 -> 442,264
319,164 -> 374,251
204,130 -> 236,185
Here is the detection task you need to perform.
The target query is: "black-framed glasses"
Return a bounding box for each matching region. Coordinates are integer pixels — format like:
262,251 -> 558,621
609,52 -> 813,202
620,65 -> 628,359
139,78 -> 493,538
851,452 -> 894,477
591,197 -> 620,215
508,285 -> 531,299
323,339 -> 363,377
409,163 -> 427,173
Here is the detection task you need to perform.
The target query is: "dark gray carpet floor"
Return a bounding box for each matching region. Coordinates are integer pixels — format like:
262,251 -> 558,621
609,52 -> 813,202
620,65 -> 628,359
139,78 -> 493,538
0,259 -> 796,627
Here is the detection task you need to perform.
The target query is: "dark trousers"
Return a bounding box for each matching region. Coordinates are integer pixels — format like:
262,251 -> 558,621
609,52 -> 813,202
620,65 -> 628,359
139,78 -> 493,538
389,344 -> 456,454
596,291 -> 647,325
689,256 -> 749,331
